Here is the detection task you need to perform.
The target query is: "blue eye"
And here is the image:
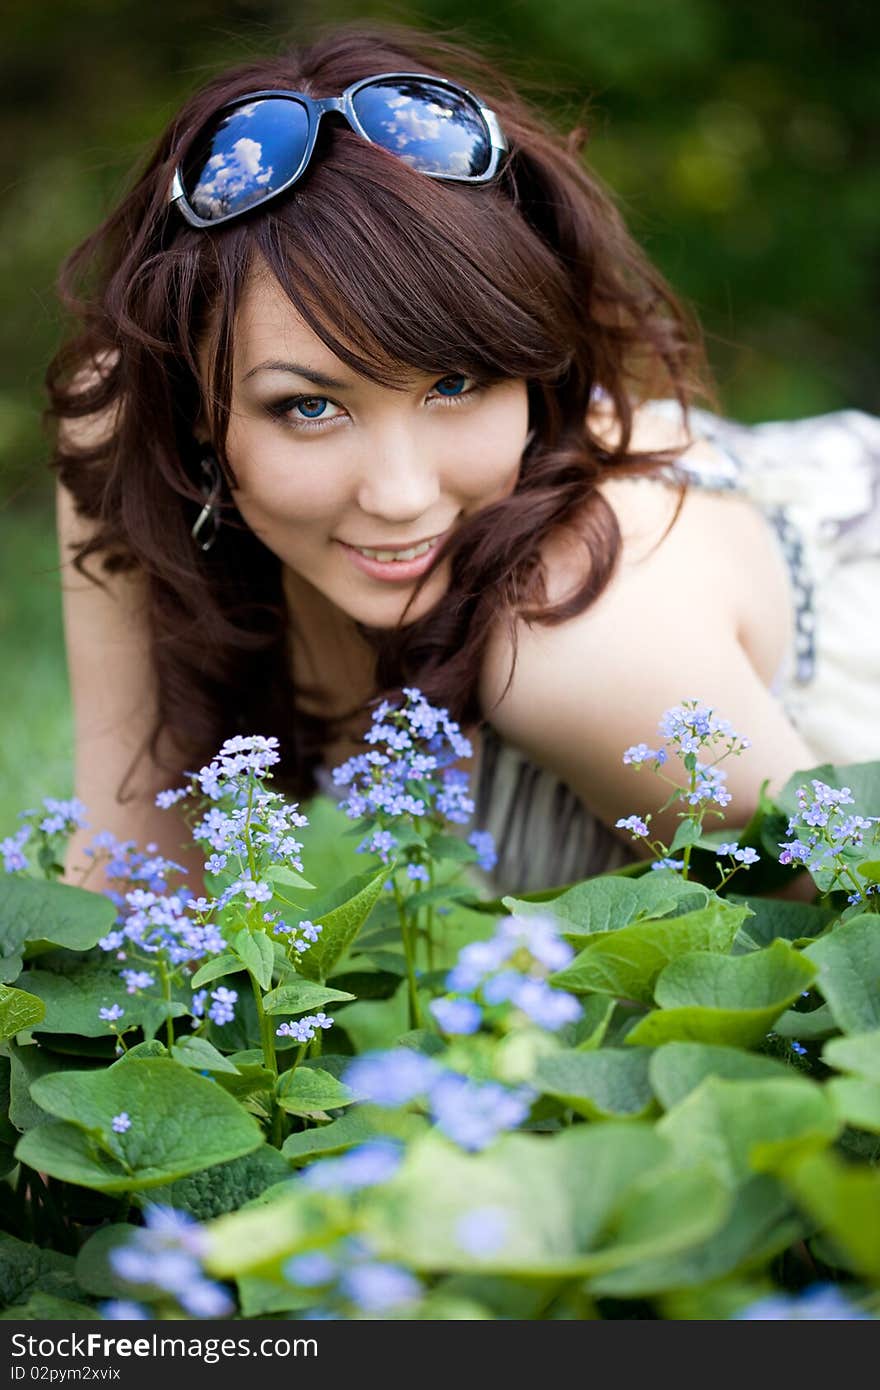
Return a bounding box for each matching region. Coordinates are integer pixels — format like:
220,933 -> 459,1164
295,398 -> 330,419
434,374 -> 468,397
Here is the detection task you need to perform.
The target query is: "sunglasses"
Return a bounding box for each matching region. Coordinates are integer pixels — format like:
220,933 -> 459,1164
168,71 -> 509,228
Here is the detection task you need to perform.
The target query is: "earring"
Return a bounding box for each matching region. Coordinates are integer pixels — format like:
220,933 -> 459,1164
191,450 -> 224,552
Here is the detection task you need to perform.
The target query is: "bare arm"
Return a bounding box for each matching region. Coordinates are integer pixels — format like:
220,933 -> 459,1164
56,412 -> 206,900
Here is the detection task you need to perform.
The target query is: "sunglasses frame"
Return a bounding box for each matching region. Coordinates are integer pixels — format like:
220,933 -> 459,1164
168,71 -> 509,228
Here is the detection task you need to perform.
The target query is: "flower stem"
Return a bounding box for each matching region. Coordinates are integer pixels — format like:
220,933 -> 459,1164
251,974 -> 277,1078
393,878 -> 422,1030
158,961 -> 175,1050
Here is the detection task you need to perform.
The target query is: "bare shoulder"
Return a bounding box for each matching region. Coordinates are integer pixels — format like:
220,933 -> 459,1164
477,400 -> 811,847
490,399 -> 794,685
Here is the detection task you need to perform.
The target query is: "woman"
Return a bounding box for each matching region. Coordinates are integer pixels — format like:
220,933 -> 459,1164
51,21 -> 879,901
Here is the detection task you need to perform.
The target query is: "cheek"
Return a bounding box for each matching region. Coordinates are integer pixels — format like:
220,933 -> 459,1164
226,425 -> 350,527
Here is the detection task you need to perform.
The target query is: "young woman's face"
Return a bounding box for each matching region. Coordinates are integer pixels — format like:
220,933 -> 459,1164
214,266 -> 530,631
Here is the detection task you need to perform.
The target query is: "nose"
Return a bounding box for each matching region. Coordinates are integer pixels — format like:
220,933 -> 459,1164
355,426 -> 441,522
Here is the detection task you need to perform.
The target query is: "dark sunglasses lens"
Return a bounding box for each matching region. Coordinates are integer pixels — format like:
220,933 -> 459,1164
181,97 -> 310,220
351,79 -> 492,177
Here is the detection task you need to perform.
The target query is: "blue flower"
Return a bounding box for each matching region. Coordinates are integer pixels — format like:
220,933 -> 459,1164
339,1262 -> 422,1314
301,1140 -> 404,1192
735,1284 -> 871,1320
207,986 -> 237,1027
429,996 -> 483,1035
283,1252 -> 338,1288
429,1073 -> 534,1152
100,1300 -> 150,1320
344,1050 -> 441,1106
111,1112 -> 131,1134
615,815 -> 649,839
467,829 -> 497,872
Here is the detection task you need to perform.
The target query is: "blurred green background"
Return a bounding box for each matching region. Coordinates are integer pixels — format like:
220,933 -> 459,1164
1,0 -> 877,832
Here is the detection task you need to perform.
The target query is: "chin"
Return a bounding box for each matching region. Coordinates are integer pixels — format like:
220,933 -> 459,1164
340,566 -> 450,630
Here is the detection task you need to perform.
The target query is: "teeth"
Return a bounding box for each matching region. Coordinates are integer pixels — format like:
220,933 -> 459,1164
354,537 -> 437,562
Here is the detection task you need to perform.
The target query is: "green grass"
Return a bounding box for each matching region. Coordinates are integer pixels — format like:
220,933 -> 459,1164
0,504 -> 73,834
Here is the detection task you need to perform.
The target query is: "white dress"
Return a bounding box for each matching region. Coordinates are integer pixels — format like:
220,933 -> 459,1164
468,402 -> 880,894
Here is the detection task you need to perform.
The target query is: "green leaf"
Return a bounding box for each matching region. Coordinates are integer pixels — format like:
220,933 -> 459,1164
512,873 -> 710,940
589,1174 -> 799,1298
649,1041 -> 794,1110
535,1048 -> 655,1120
266,864 -> 316,892
0,1057 -> 16,1176
211,1055 -> 275,1103
771,1148 -> 880,1280
857,860 -> 880,884
7,1040 -> 104,1132
137,1145 -> 292,1220
295,867 -> 389,983
0,1292 -> 97,1320
262,981 -> 356,1016
669,819 -> 704,854
625,939 -> 817,1047
19,961 -> 162,1038
16,1058 -> 263,1190
281,1104 -> 425,1164
773,1002 -> 837,1040
551,900 -> 749,1005
0,1232 -> 81,1312
657,1075 -> 839,1187
567,996 -> 617,1051
234,927 -> 275,991
190,954 -> 244,988
804,915 -> 880,1033
0,874 -> 117,963
117,1040 -> 167,1062
368,1126 -> 727,1278
823,1030 -> 880,1081
171,1035 -> 240,1074
424,832 -> 476,864
826,1076 -> 880,1133
276,1066 -> 356,1117
331,980 -> 410,1054
0,985 -> 45,1041
74,1225 -> 143,1298
727,894 -> 835,952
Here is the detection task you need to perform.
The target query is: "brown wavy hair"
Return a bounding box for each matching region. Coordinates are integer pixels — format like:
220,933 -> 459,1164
46,18 -> 715,807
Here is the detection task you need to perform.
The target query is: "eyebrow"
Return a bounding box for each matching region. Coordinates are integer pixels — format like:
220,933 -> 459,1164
242,360 -> 353,389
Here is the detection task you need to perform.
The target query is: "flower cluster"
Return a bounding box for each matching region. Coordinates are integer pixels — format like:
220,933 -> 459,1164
156,734 -> 309,886
330,688 -> 493,875
622,699 -> 750,813
192,986 -> 238,1027
98,887 -> 226,966
284,1230 -> 423,1317
276,1011 -> 334,1044
109,1205 -> 233,1318
87,835 -> 188,908
434,912 -> 582,1034
1,796 -> 89,873
344,1049 -> 534,1152
778,779 -> 880,901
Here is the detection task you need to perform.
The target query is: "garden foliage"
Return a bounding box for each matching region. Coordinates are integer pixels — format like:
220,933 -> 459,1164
1,693 -> 878,1321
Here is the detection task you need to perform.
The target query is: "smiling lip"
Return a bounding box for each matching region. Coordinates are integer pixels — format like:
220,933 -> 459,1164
338,529 -> 451,583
